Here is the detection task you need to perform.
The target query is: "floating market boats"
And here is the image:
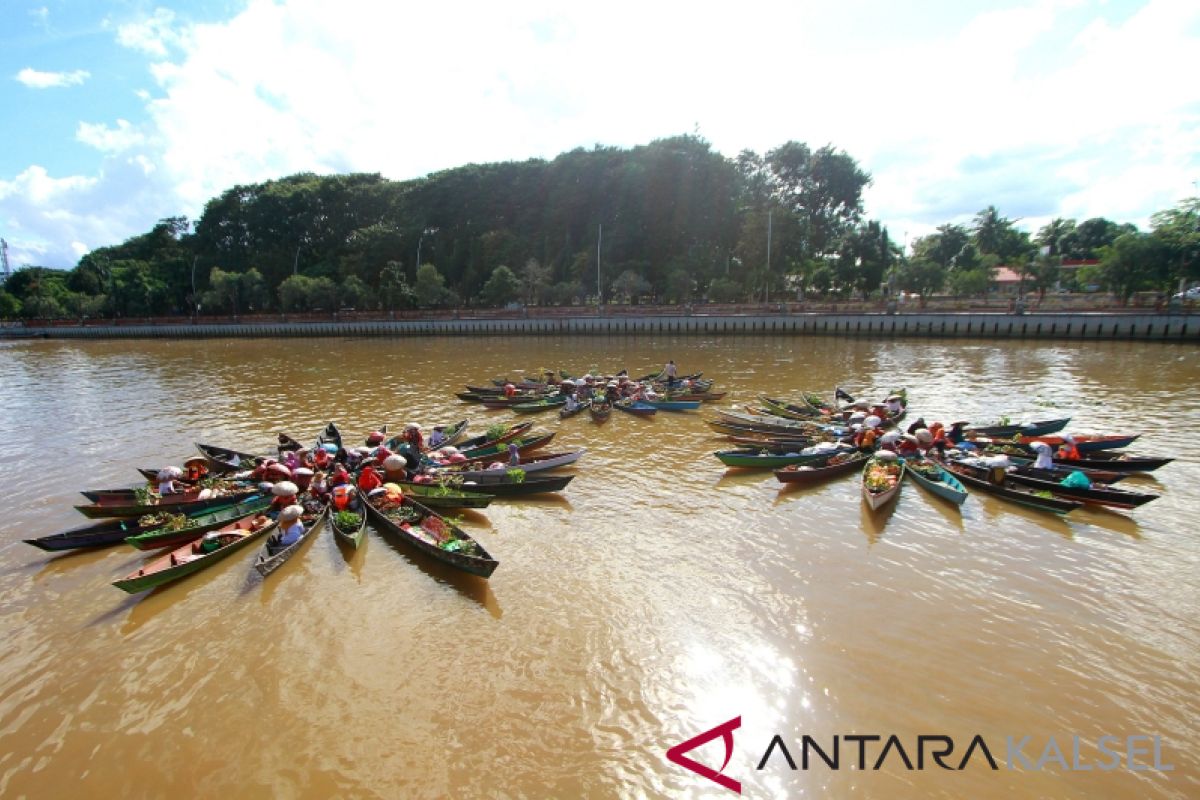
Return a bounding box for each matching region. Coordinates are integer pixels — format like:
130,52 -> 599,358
112,514 -> 277,593
904,456 -> 968,506
862,452 -> 905,511
361,489 -> 498,578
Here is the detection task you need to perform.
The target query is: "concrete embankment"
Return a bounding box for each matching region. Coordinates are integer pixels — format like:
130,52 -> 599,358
3,312 -> 1197,341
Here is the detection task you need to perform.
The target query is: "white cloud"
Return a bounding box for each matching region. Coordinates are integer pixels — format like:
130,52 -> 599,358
116,8 -> 182,58
76,119 -> 147,154
15,68 -> 90,89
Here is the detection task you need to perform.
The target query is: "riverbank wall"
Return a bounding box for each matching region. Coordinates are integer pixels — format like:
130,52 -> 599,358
3,311 -> 1198,341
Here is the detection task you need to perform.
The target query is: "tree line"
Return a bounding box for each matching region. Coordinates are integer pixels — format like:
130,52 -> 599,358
1,135 -> 1197,319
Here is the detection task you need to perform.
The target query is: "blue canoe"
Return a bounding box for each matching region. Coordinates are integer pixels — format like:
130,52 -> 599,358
642,399 -> 701,411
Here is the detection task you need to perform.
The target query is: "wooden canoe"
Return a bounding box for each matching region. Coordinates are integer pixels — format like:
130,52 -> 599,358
968,417 -> 1071,437
642,399 -> 701,411
361,492 -> 498,578
773,451 -> 867,485
253,501 -> 330,577
27,516 -> 184,552
195,442 -> 258,473
75,488 -> 261,519
112,514 -> 277,594
861,454 -> 905,511
1001,472 -> 1158,510
388,482 -> 494,509
442,450 -> 586,480
589,401 -> 611,423
613,400 -> 656,416
328,506 -> 368,549
444,421 -> 533,453
558,398 -> 592,419
125,496 -> 274,551
940,460 -> 1083,515
904,456 -> 968,505
455,432 -> 556,462
716,448 -> 845,469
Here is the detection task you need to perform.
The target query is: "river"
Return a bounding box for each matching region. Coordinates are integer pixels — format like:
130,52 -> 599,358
0,335 -> 1196,798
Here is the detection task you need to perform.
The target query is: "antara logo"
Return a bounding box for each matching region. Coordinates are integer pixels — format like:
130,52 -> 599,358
666,716 -> 742,794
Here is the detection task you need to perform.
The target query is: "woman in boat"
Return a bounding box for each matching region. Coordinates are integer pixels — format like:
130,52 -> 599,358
268,481 -> 300,516
428,426 -> 447,450
331,483 -> 356,512
270,505 -> 306,552
507,442 -> 521,467
503,383 -> 518,399
329,463 -> 351,487
1031,441 -> 1055,469
382,455 -> 408,483
946,421 -> 969,445
156,467 -> 183,495
401,424 -> 424,451
358,465 -> 384,493
563,393 -> 579,413
366,430 -> 386,447
897,433 -> 921,457
1056,435 -> 1081,460
313,447 -> 332,471
292,467 -> 314,493
183,456 -> 209,483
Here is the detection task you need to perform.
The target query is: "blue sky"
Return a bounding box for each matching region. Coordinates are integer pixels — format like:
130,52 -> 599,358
2,0 -> 1197,269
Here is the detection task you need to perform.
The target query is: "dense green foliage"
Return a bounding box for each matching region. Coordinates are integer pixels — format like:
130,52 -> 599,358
3,135 -> 1198,318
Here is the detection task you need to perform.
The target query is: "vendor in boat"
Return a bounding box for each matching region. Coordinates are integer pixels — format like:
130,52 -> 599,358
428,426 -> 448,450
197,530 -> 224,555
156,467 -> 183,495
292,467 -> 314,492
269,505 -> 306,552
906,417 -> 927,435
563,393 -> 579,412
401,423 -> 424,451
503,382 -> 518,399
268,480 -> 300,516
183,457 -> 209,483
507,442 -> 521,467
877,430 -> 901,453
897,433 -> 921,457
313,446 -> 332,471
914,428 -> 934,451
1031,441 -> 1055,469
309,470 -> 330,499
331,483 -> 355,512
382,455 -> 408,483
885,394 -> 905,414
357,465 -> 384,494
946,421 -> 969,445
1056,435 -> 1081,460
664,360 -> 678,386
329,463 -> 351,487
366,430 -> 386,447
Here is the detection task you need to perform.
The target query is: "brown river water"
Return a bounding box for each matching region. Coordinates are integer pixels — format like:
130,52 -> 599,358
0,335 -> 1197,799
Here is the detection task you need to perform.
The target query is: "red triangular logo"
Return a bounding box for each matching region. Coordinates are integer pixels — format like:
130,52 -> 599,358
666,716 -> 741,794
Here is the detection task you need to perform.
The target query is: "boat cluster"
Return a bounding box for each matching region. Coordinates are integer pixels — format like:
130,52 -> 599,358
710,389 -> 1170,516
28,418 -> 588,593
454,367 -> 726,420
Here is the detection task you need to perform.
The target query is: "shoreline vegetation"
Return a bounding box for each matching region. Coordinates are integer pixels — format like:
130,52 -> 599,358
2,136 -> 1197,324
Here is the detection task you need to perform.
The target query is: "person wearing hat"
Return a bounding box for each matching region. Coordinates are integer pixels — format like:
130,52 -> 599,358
401,424 -> 424,451
357,465 -> 384,494
292,467 -> 315,492
1056,435 -> 1080,460
268,480 -> 300,516
897,433 -> 921,457
183,457 -> 209,483
1031,441 -> 1055,470
382,454 -> 408,483
156,467 -> 183,495
855,424 -> 880,451
366,430 -> 385,447
197,530 -> 225,555
428,426 -> 447,450
313,447 -> 332,470
329,463 -> 351,488
268,505 -> 306,553
507,441 -> 521,467
905,418 -> 927,436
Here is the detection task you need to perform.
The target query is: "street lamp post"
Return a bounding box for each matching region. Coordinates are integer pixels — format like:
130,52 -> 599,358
191,255 -> 199,315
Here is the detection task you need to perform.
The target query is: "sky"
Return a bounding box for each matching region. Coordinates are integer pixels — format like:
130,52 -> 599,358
1,0 -> 1198,270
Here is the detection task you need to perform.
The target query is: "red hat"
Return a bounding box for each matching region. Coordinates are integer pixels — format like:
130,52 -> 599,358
366,431 -> 385,446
